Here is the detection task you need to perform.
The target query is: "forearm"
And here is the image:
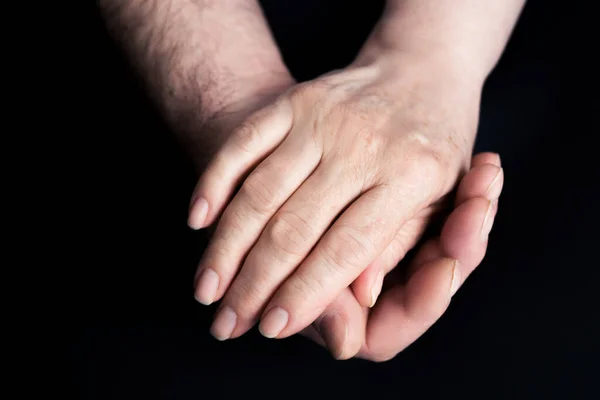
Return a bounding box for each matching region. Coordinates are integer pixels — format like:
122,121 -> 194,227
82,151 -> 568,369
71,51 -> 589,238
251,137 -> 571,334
98,0 -> 290,130
355,0 -> 526,84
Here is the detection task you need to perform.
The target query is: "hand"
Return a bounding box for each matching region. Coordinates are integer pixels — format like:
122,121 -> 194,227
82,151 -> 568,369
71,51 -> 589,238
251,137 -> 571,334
300,152 -> 503,360
189,54 -> 485,341
176,77 -> 296,175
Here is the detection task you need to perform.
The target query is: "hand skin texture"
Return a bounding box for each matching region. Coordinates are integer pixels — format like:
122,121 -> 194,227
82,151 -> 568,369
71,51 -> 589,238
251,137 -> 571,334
99,0 -> 523,361
191,53 -> 493,344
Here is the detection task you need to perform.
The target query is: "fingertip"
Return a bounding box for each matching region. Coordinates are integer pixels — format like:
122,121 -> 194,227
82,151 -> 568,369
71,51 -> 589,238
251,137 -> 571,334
485,167 -> 504,200
317,289 -> 366,360
456,164 -> 503,205
259,307 -> 289,339
441,197 -> 489,273
480,199 -> 497,240
471,152 -> 501,168
370,269 -> 384,308
194,267 -> 219,305
209,306 -> 237,341
352,263 -> 383,308
188,197 -> 209,230
450,259 -> 462,297
318,311 -> 349,360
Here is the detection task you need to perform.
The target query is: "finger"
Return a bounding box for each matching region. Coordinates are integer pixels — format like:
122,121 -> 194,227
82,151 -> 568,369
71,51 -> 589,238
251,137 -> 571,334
305,220 -> 429,357
350,218 -> 427,308
443,197 -> 498,280
407,155 -> 503,277
408,238 -> 444,269
211,160 -> 363,337
299,288 -> 367,360
361,196 -> 495,361
193,127 -> 321,305
188,97 -> 293,230
259,184 -> 424,339
361,257 -> 457,361
455,164 -> 503,205
351,262 -> 384,309
409,197 -> 495,286
471,152 -> 501,168
355,155 -> 504,308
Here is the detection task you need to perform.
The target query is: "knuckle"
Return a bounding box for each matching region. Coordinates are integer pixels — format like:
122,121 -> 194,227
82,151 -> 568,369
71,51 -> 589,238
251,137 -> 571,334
217,205 -> 248,248
288,271 -> 324,298
353,127 -> 388,180
228,280 -> 266,316
207,234 -> 233,263
266,211 -> 313,259
232,119 -> 261,153
241,171 -> 280,215
319,226 -> 373,273
412,147 -> 446,179
401,143 -> 448,198
336,337 -> 361,361
203,219 -> 240,264
365,334 -> 402,362
353,125 -> 388,153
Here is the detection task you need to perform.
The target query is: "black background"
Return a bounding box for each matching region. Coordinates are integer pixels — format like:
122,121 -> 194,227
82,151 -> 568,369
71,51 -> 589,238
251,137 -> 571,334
77,1 -> 596,398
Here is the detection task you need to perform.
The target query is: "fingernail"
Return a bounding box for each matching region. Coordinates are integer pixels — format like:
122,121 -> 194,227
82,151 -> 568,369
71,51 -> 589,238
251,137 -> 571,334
194,268 -> 219,305
450,260 -> 461,297
210,306 -> 237,341
480,200 -> 496,240
259,307 -> 289,338
188,197 -> 208,230
485,167 -> 503,200
370,269 -> 384,308
318,312 -> 348,360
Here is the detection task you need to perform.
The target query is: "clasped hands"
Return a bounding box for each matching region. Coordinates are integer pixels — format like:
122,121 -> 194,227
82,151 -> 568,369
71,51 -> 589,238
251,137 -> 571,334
188,55 -> 503,361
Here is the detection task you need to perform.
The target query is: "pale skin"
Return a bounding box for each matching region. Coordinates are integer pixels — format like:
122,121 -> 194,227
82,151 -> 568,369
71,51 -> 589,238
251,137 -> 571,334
100,0 -> 524,361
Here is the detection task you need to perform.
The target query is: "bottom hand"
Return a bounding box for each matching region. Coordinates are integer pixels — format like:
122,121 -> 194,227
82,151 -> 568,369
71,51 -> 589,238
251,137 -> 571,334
300,152 -> 503,361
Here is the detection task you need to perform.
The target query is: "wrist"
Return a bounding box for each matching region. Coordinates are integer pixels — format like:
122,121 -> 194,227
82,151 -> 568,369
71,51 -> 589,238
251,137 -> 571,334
353,40 -> 488,92
352,0 -> 525,87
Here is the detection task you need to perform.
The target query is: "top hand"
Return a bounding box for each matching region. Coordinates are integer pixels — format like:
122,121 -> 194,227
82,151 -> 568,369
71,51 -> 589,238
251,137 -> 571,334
189,53 -> 485,341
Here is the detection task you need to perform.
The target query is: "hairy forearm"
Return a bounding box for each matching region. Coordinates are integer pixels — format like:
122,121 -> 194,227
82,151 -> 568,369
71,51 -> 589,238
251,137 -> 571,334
98,0 -> 290,129
355,0 -> 526,84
